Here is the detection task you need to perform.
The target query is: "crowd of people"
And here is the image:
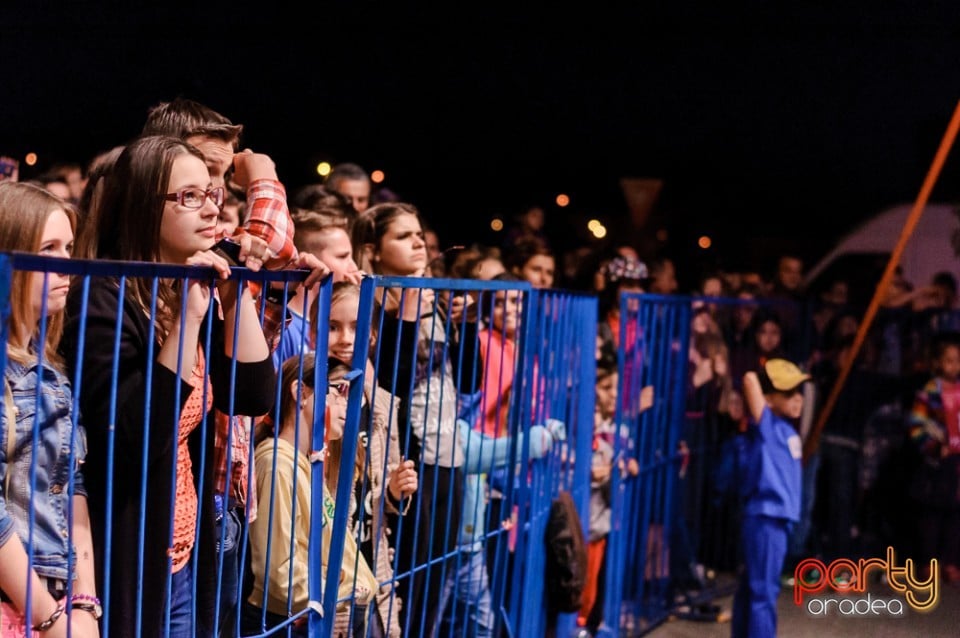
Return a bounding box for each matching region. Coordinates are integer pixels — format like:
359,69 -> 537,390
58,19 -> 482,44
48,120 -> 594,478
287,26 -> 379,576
1,95 -> 959,638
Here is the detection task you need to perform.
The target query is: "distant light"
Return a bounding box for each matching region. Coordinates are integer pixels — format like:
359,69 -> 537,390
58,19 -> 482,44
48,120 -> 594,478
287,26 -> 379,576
25,153 -> 37,166
555,193 -> 570,207
316,162 -> 331,177
491,218 -> 504,232
656,228 -> 668,242
590,222 -> 607,239
371,170 -> 385,184
698,235 -> 712,249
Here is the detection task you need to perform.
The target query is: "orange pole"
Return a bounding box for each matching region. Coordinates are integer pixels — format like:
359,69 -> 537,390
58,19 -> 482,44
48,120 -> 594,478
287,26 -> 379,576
804,100 -> 960,462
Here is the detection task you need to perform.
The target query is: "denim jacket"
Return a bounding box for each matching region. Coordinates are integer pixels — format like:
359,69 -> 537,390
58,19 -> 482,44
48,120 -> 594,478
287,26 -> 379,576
0,359 -> 87,581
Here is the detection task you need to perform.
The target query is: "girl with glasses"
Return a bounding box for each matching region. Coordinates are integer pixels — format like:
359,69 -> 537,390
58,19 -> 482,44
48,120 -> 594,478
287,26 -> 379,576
62,136 -> 275,638
245,354 -> 377,637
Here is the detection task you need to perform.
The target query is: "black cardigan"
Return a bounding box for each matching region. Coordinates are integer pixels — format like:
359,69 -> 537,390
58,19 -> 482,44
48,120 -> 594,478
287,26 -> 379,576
60,278 -> 275,637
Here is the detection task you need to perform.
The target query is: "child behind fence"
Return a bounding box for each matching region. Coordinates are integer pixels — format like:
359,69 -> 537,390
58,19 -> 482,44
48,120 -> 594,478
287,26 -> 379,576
245,355 -> 377,637
579,359 -> 647,633
0,183 -> 98,638
315,283 -> 418,637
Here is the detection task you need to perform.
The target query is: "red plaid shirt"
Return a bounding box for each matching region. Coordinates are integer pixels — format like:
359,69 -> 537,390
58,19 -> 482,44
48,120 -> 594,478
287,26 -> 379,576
213,178 -> 298,521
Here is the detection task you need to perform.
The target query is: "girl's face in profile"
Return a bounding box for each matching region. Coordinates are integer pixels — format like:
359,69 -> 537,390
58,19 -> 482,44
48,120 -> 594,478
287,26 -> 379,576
158,154 -> 220,264
375,213 -> 427,276
31,208 -> 73,318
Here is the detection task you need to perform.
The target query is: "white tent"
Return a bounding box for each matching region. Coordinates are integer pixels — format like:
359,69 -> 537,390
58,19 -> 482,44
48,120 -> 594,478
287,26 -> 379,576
804,202 -> 960,290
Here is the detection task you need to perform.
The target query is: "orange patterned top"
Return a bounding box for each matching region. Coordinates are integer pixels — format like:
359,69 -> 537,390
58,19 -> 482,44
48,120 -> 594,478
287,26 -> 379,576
170,348 -> 213,573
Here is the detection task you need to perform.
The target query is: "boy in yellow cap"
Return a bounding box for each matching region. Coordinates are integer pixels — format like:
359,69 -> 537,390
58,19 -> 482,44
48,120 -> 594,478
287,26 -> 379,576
732,358 -> 809,637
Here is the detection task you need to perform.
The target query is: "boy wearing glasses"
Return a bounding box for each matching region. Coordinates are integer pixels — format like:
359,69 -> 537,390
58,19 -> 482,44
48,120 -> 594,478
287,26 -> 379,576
732,359 -> 808,638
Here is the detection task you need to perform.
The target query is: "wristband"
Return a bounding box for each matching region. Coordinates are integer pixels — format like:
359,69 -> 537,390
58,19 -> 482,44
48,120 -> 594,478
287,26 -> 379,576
32,601 -> 65,632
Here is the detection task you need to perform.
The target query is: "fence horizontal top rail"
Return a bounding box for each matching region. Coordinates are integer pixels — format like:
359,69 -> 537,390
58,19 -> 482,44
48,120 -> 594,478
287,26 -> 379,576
621,291 -> 801,308
373,274 -> 533,291
5,252 -> 315,283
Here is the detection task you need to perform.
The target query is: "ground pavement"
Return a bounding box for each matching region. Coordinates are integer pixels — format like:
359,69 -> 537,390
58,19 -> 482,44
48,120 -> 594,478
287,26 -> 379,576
644,571 -> 960,638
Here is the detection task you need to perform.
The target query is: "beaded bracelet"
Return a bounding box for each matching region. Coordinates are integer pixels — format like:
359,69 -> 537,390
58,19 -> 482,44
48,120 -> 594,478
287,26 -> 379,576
32,601 -> 65,632
70,593 -> 101,606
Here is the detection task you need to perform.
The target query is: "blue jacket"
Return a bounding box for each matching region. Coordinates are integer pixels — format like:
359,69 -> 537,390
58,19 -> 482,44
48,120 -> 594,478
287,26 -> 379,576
457,419 -> 560,551
742,405 -> 802,522
0,359 -> 87,581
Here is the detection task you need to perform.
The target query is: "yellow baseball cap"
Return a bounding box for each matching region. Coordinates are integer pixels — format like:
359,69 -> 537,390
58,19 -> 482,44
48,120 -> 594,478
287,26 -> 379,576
763,358 -> 811,392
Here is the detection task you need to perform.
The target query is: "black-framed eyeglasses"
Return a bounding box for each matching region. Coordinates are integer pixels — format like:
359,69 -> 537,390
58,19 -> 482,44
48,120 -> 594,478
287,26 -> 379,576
163,186 -> 225,210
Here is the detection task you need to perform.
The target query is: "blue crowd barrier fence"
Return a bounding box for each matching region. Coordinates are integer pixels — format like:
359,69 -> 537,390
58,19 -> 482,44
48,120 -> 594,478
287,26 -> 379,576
13,254 -> 858,637
0,254 -> 604,638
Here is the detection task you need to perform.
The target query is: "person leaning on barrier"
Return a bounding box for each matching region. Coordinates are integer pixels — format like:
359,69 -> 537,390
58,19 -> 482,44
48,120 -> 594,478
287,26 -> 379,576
0,183 -> 99,637
61,136 -> 276,638
142,97 -> 331,633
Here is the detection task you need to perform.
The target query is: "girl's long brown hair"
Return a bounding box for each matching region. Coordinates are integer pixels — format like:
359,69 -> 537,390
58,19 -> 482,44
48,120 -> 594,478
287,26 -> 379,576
76,135 -> 206,334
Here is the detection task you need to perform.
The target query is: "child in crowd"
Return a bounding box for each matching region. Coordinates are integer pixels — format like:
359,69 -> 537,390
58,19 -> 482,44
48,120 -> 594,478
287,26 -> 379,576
273,207 -> 362,369
504,236 -> 555,289
580,360 -> 648,633
62,135 -> 276,638
245,355 -> 377,637
437,271 -> 564,637
907,334 -> 960,582
318,282 -> 418,637
733,359 -> 808,638
0,183 -> 98,638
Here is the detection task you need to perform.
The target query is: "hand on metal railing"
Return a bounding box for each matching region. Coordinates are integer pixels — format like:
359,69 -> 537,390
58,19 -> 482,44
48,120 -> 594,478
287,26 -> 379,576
545,418 -> 567,443
387,458 -> 418,504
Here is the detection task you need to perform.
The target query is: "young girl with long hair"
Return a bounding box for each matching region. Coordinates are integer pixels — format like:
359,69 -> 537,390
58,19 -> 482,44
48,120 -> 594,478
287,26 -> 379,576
61,136 -> 275,638
0,182 -> 98,637
318,282 -> 417,637
352,202 -> 479,637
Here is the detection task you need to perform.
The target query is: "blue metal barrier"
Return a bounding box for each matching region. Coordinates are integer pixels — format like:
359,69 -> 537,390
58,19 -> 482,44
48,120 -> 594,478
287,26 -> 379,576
2,255 -> 603,638
335,277 -> 597,638
598,293 -> 691,636
595,292 -> 820,636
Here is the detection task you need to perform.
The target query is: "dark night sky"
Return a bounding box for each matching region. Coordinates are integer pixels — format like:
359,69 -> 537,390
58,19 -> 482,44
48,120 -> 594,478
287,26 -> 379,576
4,3 -> 960,287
